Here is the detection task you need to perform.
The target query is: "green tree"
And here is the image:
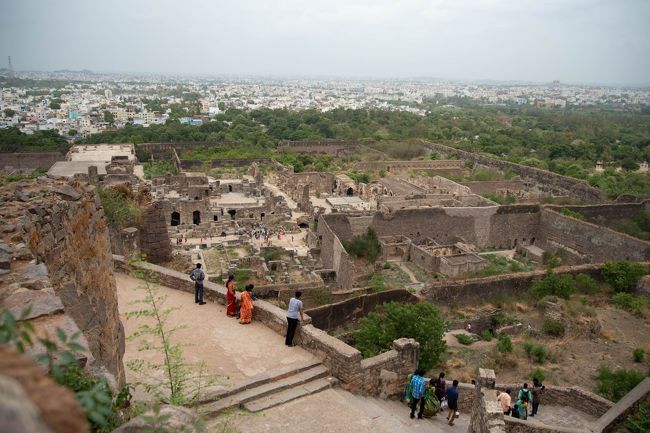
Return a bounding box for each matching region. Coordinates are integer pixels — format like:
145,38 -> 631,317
602,261 -> 648,292
103,110 -> 115,125
68,129 -> 78,136
595,366 -> 646,402
355,302 -> 446,371
49,101 -> 61,109
3,108 -> 15,117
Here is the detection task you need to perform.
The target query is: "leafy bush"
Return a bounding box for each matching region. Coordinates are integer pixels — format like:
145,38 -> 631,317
542,251 -> 561,269
98,186 -> 143,229
602,261 -> 648,292
261,247 -> 283,262
530,368 -> 546,382
480,330 -> 493,341
455,333 -> 475,345
369,274 -> 386,292
343,228 -> 381,263
355,302 -> 446,370
530,272 -> 576,300
626,397 -> 650,433
483,193 -> 516,205
612,293 -> 649,317
595,366 -> 646,402
523,342 -> 548,363
542,319 -> 565,337
347,170 -> 370,184
143,161 -> 178,179
575,273 -> 599,294
633,348 -> 645,363
383,262 -> 392,270
560,208 -> 585,220
233,269 -> 252,282
496,335 -> 513,353
491,312 -> 517,328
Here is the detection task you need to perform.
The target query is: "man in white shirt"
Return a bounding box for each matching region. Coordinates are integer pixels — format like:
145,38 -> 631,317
285,291 -> 304,346
497,389 -> 512,415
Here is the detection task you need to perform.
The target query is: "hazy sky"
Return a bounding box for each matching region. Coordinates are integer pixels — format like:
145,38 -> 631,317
1,0 -> 649,85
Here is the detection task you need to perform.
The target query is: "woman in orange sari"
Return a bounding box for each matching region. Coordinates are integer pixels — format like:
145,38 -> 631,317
226,275 -> 237,317
239,284 -> 254,324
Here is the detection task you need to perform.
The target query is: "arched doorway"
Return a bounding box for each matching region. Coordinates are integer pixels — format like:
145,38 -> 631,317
170,212 -> 180,226
260,212 -> 265,220
228,209 -> 236,220
346,187 -> 354,196
298,222 -> 309,229
193,210 -> 201,225
213,215 -> 218,221
228,185 -> 233,192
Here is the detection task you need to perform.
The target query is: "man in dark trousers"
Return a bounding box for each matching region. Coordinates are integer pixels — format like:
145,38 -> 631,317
285,291 -> 304,346
189,263 -> 206,305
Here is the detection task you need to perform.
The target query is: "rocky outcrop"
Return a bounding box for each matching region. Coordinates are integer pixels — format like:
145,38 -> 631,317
0,177 -> 125,386
111,405 -> 205,433
0,346 -> 89,433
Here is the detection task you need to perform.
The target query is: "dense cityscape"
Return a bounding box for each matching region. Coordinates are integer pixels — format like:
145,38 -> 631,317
2,67 -> 650,138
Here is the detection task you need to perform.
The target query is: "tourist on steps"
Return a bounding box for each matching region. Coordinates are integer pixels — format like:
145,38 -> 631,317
189,263 -> 206,305
517,383 -> 533,420
446,380 -> 460,426
409,369 -> 427,419
226,275 -> 238,317
239,284 -> 254,324
285,291 -> 304,346
432,372 -> 447,406
497,389 -> 512,415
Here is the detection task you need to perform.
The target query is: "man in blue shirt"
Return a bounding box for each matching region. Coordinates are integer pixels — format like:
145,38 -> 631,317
409,368 -> 427,419
446,380 -> 460,426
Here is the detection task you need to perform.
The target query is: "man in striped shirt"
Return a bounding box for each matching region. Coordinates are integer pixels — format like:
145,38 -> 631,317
409,368 -> 427,419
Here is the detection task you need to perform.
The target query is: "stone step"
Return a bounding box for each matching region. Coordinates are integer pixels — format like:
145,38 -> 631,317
196,359 -> 323,405
243,376 -> 339,413
198,364 -> 330,417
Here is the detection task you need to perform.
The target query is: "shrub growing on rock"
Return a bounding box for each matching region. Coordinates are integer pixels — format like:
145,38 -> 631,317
602,261 -> 648,293
496,335 -> 513,353
530,272 -> 575,300
595,366 -> 646,402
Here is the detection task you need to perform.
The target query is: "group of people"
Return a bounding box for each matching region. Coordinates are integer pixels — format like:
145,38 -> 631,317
407,371 -> 460,426
190,264 -> 304,345
497,379 -> 545,420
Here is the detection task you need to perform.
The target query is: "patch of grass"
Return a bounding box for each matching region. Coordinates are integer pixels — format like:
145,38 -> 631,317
343,228 -> 381,263
633,348 -> 645,363
383,261 -> 392,270
523,342 -> 548,364
483,193 -> 516,205
530,368 -> 546,382
602,261 -> 648,293
626,397 -> 650,433
542,319 -> 565,337
471,255 -> 532,278
496,335 -> 513,353
369,274 -> 386,292
480,330 -> 493,341
574,273 -> 601,294
455,334 -> 476,345
530,271 -> 575,300
612,292 -> 650,317
560,208 -> 585,220
595,365 -> 647,402
310,287 -> 332,306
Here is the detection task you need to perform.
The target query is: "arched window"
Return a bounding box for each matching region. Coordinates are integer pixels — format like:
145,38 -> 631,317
193,210 -> 201,225
170,212 -> 180,226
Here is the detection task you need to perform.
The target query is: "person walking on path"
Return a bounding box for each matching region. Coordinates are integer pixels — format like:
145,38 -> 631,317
239,284 -> 254,324
445,380 -> 460,426
409,369 -> 427,419
497,389 -> 512,415
517,383 -> 533,420
530,378 -> 545,417
189,263 -> 206,305
432,372 -> 447,403
285,291 -> 304,346
226,275 -> 238,317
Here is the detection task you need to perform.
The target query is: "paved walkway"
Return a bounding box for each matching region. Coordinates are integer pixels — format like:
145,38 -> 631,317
116,273 -> 317,397
211,387 -> 470,433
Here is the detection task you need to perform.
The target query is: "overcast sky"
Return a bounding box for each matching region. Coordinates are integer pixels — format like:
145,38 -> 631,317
1,0 -> 649,85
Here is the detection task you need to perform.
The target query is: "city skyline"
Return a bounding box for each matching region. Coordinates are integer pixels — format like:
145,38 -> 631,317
1,0 -> 649,86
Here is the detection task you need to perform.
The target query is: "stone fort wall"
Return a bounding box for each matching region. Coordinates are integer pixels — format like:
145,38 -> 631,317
0,151 -> 66,171
548,201 -> 650,225
423,142 -> 604,203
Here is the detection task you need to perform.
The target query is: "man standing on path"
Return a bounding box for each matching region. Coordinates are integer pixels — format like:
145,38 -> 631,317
446,380 -> 460,426
530,378 -> 545,417
517,383 -> 533,420
497,389 -> 512,415
189,263 -> 206,305
409,369 -> 426,419
285,291 -> 304,346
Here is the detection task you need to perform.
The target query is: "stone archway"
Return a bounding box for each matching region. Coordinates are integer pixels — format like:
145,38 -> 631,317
170,211 -> 180,226
193,210 -> 201,225
346,187 -> 354,196
228,209 -> 237,220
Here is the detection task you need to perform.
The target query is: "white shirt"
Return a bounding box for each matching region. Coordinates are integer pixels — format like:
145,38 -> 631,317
287,298 -> 303,319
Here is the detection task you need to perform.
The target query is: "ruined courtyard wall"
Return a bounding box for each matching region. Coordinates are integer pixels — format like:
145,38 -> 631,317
0,151 -> 66,171
538,208 -> 650,263
460,180 -> 526,196
370,206 -> 540,250
424,142 -> 604,203
23,181 -> 126,384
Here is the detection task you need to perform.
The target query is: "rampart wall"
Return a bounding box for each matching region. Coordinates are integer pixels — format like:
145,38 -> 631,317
423,142 -> 604,203
538,208 -> 650,263
548,201 -> 649,225
0,151 -> 65,171
460,181 -> 526,196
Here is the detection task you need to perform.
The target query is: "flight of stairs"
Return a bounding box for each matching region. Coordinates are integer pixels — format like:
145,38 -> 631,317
197,360 -> 338,417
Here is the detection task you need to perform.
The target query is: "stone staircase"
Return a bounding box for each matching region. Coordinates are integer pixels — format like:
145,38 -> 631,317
197,360 -> 338,417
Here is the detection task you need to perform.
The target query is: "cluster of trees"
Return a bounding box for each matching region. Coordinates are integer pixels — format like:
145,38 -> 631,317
0,127 -> 69,152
